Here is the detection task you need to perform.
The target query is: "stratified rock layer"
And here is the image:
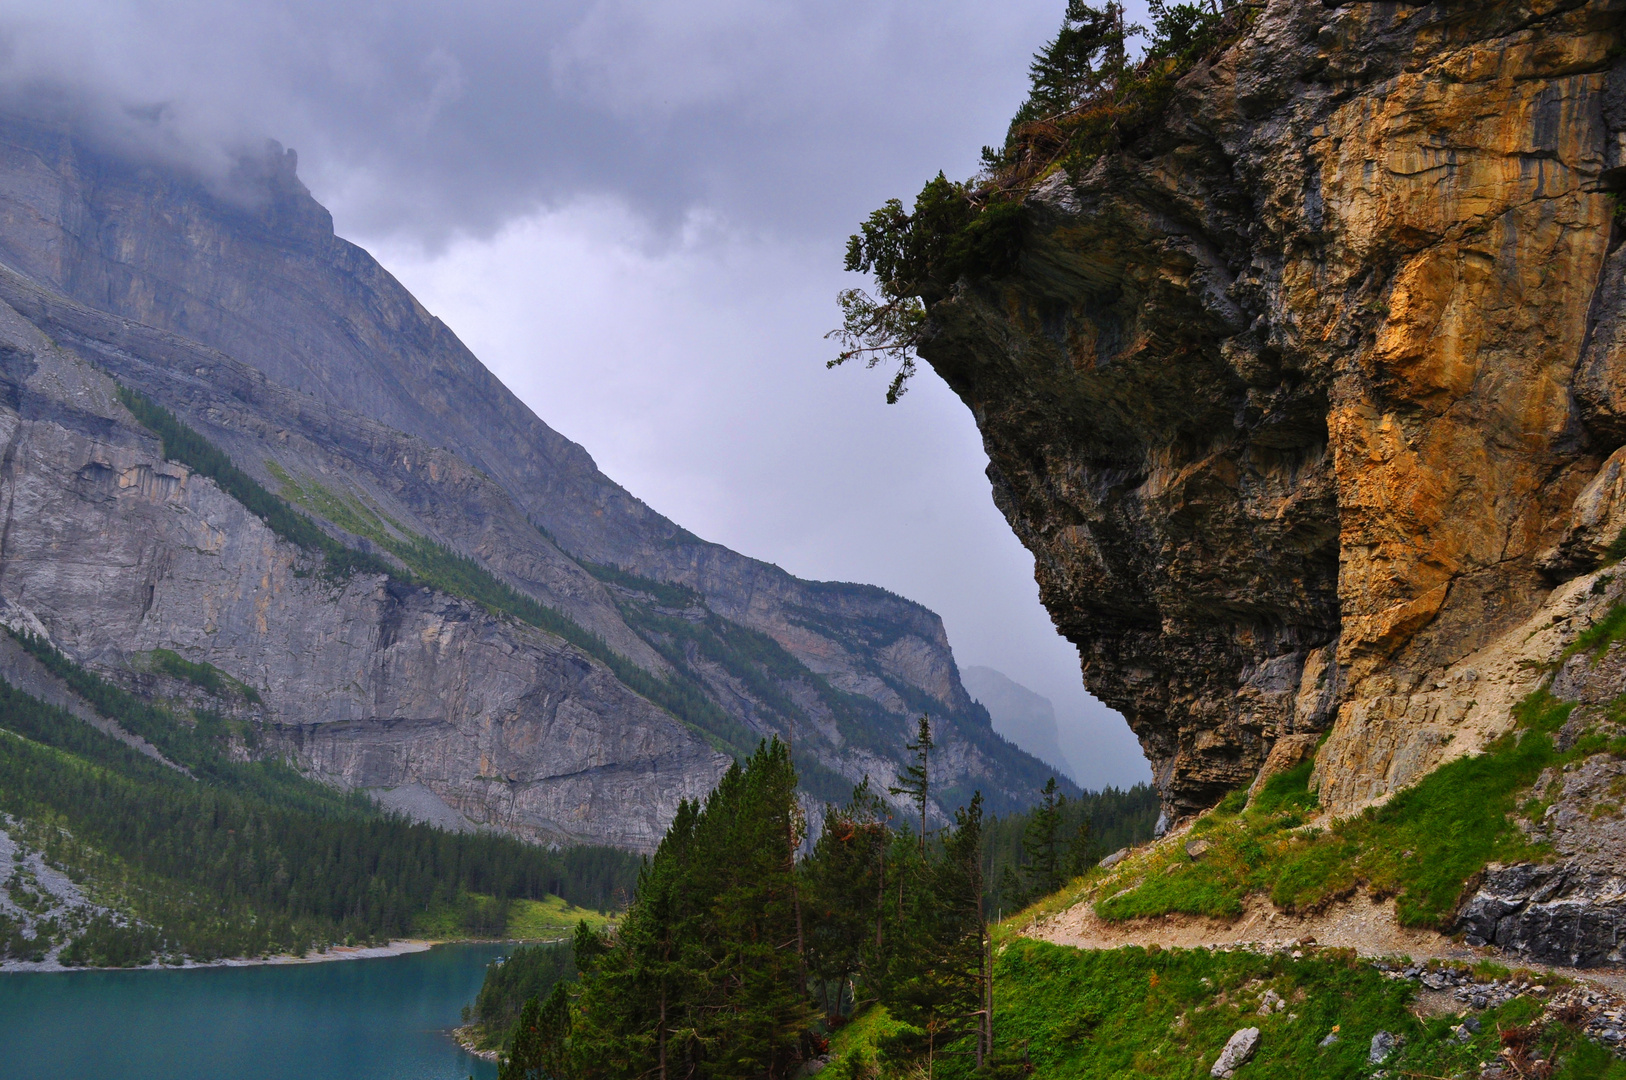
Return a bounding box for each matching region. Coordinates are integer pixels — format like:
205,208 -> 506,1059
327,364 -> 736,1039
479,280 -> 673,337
0,114 -> 1067,849
917,0 -> 1626,817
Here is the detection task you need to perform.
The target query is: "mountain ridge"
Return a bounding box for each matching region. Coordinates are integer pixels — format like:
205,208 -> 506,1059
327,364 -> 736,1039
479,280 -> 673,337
0,110 -> 1071,850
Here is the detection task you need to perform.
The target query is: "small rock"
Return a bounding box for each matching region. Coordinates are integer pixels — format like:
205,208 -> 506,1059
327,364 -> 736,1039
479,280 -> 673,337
1211,1028 -> 1260,1078
1451,1024 -> 1472,1044
1462,1016 -> 1481,1035
1258,989 -> 1283,1015
1186,838 -> 1211,859
1369,1030 -> 1401,1065
1318,1031 -> 1340,1048
1098,848 -> 1130,869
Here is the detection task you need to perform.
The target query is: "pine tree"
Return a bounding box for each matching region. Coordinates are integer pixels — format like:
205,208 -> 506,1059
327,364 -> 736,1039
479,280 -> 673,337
1065,816 -> 1098,879
500,985 -> 572,1080
1017,2 -> 1134,125
996,863 -> 1027,915
571,740 -> 813,1080
690,739 -> 814,1079
888,714 -> 933,854
880,793 -> 989,1078
571,802 -> 697,1080
1021,777 -> 1065,899
803,778 -> 891,1017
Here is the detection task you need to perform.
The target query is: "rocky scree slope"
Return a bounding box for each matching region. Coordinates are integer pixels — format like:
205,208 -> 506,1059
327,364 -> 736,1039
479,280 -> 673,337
0,116 -> 1063,850
913,0 -> 1626,826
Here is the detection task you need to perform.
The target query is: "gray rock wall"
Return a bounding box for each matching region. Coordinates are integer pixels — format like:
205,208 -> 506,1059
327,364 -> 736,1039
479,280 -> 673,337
0,294 -> 728,851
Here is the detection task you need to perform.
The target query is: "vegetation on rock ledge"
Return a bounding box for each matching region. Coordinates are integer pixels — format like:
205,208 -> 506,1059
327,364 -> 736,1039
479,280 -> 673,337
830,0 -> 1246,402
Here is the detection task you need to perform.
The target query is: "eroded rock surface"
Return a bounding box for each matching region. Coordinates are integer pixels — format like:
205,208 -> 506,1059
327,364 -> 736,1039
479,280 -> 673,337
0,112 -> 1065,848
0,311 -> 730,848
916,0 -> 1626,817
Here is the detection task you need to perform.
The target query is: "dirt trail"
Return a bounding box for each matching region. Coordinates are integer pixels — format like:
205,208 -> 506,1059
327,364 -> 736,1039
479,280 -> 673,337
1020,890 -> 1626,994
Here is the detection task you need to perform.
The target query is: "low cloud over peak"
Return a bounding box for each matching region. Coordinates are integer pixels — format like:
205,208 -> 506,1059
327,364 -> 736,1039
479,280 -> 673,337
1,0 -> 1063,248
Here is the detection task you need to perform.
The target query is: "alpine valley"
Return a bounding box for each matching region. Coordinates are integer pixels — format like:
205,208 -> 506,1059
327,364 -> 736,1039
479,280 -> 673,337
0,110 -> 1071,967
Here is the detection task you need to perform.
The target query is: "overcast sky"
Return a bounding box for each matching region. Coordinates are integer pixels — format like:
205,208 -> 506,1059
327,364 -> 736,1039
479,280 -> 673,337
0,0 -> 1154,789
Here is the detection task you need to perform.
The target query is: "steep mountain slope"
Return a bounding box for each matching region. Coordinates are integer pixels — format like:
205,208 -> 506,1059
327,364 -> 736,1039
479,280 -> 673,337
960,666 -> 1074,782
0,113 -> 1064,849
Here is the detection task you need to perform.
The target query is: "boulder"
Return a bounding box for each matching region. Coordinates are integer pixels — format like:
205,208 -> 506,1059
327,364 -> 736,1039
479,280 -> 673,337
1210,1028 -> 1260,1078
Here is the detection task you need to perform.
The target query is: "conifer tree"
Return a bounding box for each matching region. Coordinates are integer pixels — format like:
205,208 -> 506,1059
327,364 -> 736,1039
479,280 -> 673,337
880,794 -> 989,1076
888,714 -> 933,854
571,740 -> 812,1080
1017,1 -> 1133,125
500,984 -> 572,1080
693,739 -> 814,1077
1021,777 -> 1065,898
1065,816 -> 1098,879
570,802 -> 694,1080
803,778 -> 891,1016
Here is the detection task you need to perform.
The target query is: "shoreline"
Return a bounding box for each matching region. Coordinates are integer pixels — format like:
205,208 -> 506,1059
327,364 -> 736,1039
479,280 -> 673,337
0,938 -> 439,975
453,1024 -> 501,1063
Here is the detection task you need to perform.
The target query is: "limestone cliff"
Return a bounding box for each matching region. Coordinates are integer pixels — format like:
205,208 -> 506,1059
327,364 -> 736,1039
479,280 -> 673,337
0,116 -> 1065,849
912,0 -> 1626,820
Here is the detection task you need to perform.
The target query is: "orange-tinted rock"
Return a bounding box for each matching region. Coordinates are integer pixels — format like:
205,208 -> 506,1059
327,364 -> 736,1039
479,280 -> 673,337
919,0 -> 1626,817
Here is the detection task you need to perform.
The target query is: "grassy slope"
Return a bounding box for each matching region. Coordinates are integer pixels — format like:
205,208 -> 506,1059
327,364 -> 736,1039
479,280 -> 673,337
973,943 -> 1613,1079
830,944 -> 1622,1079
413,894 -> 613,941
814,664 -> 1626,1076
1083,686 -> 1591,930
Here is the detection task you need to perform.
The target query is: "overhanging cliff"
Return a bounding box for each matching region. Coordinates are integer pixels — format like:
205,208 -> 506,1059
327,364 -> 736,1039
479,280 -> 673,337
910,0 -> 1626,819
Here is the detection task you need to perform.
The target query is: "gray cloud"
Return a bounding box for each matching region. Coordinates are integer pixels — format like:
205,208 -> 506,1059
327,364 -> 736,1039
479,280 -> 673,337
0,0 -> 1155,788
0,0 -> 1070,245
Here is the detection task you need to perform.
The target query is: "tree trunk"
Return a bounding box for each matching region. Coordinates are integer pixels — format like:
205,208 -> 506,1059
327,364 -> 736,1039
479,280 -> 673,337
658,986 -> 668,1080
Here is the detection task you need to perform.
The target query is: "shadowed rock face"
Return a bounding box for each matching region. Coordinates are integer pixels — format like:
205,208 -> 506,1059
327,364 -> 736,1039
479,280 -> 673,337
917,0 -> 1626,818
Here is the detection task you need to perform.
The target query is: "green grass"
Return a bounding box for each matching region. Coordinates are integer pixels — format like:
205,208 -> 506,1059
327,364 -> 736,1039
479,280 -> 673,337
1093,688 -> 1581,929
914,942 -> 1625,1080
505,895 -> 612,940
826,1003 -> 921,1080
1565,601 -> 1626,664
413,893 -> 612,941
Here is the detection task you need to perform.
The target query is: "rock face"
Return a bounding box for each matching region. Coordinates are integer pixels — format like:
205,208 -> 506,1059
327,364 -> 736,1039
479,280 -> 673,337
0,115 -> 1066,849
915,0 -> 1626,818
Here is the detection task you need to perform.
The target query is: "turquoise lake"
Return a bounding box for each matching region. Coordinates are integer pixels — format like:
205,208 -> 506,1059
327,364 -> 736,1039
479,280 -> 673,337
0,943 -> 504,1080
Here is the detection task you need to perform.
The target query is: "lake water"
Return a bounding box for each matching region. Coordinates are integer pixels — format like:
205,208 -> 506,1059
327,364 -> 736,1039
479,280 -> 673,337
0,943 -> 504,1080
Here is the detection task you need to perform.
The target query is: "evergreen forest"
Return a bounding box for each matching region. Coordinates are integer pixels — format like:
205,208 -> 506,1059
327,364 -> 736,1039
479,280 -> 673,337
483,717 -> 1158,1080
0,630 -> 639,965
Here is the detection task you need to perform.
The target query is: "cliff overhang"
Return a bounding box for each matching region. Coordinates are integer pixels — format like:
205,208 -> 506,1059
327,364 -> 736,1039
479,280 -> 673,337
914,0 -> 1626,820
